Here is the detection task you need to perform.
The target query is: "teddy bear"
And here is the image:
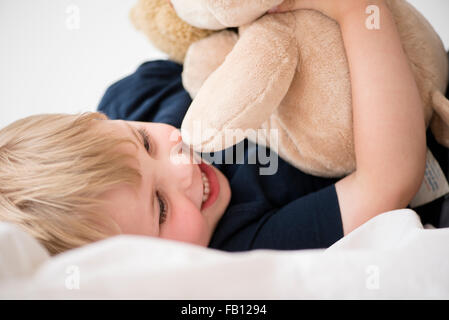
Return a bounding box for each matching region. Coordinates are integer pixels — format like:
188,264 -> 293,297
131,0 -> 449,177
129,0 -> 214,64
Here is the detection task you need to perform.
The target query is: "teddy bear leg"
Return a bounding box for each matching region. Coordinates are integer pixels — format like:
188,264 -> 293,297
181,14 -> 299,152
430,90 -> 449,148
182,30 -> 238,98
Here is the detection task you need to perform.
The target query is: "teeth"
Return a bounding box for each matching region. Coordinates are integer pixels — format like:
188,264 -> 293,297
201,171 -> 210,203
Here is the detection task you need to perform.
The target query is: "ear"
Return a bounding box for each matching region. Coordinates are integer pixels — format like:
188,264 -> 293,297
129,0 -> 213,64
430,90 -> 449,148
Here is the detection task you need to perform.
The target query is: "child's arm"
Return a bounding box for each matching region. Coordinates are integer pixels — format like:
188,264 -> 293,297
272,0 -> 427,234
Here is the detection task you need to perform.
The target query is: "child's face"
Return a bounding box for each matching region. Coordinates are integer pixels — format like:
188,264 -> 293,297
96,120 -> 231,246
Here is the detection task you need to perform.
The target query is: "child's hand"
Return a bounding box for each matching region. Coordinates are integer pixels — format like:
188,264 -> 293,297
268,0 -> 384,22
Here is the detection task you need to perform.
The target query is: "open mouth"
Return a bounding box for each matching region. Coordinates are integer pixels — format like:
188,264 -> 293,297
201,171 -> 210,203
199,162 -> 219,211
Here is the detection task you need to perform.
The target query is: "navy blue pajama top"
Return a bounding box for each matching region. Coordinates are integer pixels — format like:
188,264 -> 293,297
97,59 -> 447,251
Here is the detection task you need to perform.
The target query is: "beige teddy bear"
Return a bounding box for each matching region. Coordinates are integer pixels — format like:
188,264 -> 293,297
130,0 -> 214,64
132,0 -> 449,177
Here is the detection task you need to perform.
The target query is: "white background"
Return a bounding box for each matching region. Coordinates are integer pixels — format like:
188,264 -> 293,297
1,0 -> 449,129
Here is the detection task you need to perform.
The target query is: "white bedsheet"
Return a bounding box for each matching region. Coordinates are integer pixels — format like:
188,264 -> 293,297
0,209 -> 448,299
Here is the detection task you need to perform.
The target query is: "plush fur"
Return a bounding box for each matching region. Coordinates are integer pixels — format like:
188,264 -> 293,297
130,0 -> 213,63
132,0 -> 449,177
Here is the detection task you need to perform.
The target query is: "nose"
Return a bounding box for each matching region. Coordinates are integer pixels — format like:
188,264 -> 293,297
162,126 -> 199,199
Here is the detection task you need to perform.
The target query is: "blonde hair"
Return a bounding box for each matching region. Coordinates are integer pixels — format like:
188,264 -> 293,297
0,112 -> 142,255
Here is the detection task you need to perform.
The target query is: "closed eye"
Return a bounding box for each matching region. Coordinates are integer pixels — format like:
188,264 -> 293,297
138,128 -> 153,154
156,191 -> 168,224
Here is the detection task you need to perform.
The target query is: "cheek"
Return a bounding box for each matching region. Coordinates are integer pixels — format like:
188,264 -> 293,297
160,204 -> 210,246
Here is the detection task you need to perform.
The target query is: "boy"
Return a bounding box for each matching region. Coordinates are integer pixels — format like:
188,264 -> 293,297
0,0 -> 442,255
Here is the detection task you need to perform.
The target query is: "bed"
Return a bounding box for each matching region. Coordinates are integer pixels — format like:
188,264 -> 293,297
1,207 -> 448,299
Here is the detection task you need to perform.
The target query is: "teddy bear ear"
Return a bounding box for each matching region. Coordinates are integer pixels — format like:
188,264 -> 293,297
128,1 -> 144,31
129,0 -> 214,64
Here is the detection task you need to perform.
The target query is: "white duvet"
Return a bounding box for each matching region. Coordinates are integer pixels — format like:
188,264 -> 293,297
0,209 -> 448,299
